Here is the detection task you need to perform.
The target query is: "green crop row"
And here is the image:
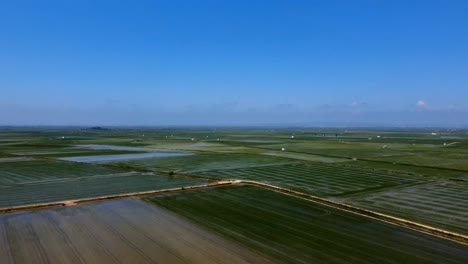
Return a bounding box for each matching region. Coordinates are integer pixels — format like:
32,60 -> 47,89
0,173 -> 204,208
0,160 -> 121,185
195,163 -> 421,197
119,153 -> 297,173
148,186 -> 468,264
349,180 -> 468,234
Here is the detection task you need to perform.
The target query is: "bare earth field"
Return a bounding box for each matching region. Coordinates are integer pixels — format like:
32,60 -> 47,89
0,198 -> 273,264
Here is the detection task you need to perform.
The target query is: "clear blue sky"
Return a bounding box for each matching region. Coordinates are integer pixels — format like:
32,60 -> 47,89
1,0 -> 467,126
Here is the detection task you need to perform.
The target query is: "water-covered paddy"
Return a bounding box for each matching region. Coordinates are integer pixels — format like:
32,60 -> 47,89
60,144 -> 192,163
74,144 -> 163,152
61,152 -> 191,163
0,199 -> 272,264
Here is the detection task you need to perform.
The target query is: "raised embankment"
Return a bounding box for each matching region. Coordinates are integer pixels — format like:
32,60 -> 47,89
0,179 -> 466,246
241,180 -> 468,246
0,180 -> 235,214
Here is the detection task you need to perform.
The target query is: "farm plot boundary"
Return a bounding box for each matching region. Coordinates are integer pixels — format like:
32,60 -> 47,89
1,178 -> 466,246
149,185 -> 468,264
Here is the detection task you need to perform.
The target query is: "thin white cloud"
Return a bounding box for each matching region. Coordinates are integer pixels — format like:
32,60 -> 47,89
349,101 -> 368,109
416,100 -> 427,108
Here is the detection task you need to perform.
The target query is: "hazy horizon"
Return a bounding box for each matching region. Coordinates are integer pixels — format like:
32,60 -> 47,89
2,1 -> 467,127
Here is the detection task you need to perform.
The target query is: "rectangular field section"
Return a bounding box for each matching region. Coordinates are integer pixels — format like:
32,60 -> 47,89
195,163 -> 421,196
0,160 -> 204,208
0,199 -> 272,264
348,180 -> 468,234
0,159 -> 120,184
119,153 -> 296,173
148,186 -> 468,264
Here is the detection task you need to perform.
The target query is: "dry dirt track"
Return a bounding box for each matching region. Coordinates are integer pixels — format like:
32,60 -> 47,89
0,198 -> 274,264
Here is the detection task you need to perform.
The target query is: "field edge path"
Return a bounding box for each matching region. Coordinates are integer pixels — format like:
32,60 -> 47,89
0,179 -> 466,246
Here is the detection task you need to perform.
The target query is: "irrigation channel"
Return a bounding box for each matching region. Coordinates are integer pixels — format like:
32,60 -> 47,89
0,179 -> 467,246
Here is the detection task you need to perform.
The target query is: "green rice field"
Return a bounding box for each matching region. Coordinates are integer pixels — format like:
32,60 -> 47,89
195,162 -> 423,197
0,159 -> 204,208
148,185 -> 468,264
0,159 -> 121,184
349,180 -> 468,234
119,153 -> 297,173
1,127 -> 467,262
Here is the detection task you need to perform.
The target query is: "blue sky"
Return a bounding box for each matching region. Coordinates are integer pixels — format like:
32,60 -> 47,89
1,0 -> 467,126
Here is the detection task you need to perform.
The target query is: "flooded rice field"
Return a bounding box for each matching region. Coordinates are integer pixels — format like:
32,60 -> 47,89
60,152 -> 191,163
0,199 -> 273,264
74,144 -> 164,152
60,144 -> 192,163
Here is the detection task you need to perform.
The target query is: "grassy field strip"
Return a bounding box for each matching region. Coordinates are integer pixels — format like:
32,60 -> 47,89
0,180 -> 238,214
0,157 -> 35,163
347,180 -> 468,234
0,171 -> 206,208
195,162 -> 421,197
118,153 -> 298,173
0,172 -> 137,186
240,180 -> 468,245
239,143 -> 468,174
0,160 -> 122,184
187,162 -> 299,174
261,151 -> 350,163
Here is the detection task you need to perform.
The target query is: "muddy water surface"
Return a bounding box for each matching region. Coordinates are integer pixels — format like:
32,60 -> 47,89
61,144 -> 192,163
60,152 -> 191,163
0,199 -> 273,264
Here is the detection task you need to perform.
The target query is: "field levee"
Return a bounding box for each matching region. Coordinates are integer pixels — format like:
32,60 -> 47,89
241,180 -> 468,245
0,181 -> 237,214
0,198 -> 274,264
